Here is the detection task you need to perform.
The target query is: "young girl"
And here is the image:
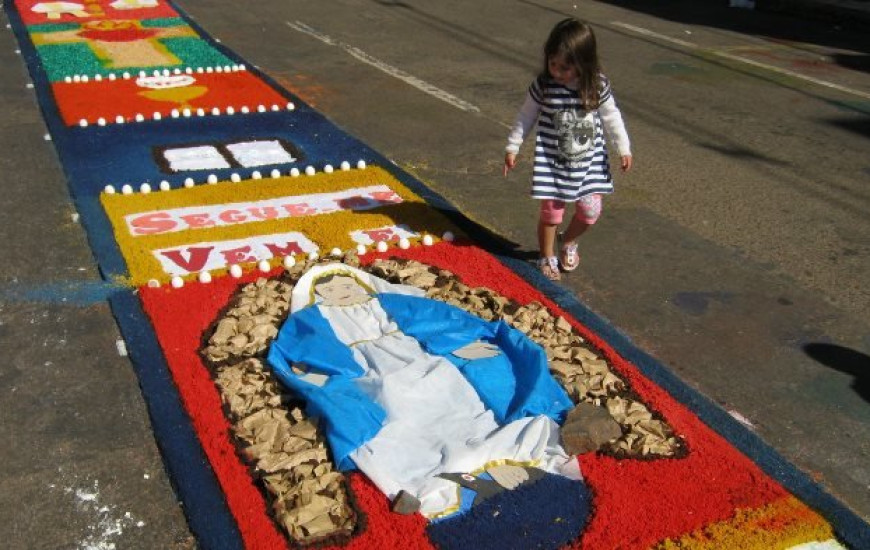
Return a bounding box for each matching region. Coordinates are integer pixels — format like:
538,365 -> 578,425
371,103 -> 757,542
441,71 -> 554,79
504,18 -> 632,281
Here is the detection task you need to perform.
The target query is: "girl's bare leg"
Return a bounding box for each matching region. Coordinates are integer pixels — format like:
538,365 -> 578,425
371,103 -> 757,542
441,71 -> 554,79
561,216 -> 590,246
538,220 -> 558,258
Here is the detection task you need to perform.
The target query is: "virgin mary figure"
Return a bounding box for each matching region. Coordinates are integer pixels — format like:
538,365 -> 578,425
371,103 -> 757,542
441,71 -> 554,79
267,263 -> 582,518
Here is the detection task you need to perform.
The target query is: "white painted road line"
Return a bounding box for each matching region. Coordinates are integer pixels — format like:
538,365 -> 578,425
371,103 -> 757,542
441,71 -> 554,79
286,21 -> 481,113
612,21 -> 870,101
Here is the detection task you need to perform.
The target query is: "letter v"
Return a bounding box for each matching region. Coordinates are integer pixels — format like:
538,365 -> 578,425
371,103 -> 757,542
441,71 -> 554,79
159,246 -> 213,272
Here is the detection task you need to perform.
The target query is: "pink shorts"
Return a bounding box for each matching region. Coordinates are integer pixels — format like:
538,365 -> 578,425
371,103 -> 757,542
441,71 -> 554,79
539,194 -> 603,225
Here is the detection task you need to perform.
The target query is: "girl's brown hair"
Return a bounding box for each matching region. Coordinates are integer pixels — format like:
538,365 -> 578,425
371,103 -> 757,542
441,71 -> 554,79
542,18 -> 601,110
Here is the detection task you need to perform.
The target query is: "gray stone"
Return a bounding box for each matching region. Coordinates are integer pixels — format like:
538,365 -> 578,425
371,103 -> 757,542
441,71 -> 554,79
560,403 -> 623,455
391,490 -> 421,515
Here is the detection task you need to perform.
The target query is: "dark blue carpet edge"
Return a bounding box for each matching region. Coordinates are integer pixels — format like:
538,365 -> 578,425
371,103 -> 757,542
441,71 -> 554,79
109,290 -> 245,550
2,5 -> 244,549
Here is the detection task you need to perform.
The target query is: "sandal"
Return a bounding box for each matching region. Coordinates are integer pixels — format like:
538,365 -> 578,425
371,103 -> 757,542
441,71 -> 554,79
559,238 -> 580,272
538,256 -> 561,281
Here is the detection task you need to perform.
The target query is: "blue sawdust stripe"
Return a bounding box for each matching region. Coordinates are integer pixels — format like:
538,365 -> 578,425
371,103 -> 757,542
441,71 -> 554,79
0,280 -> 125,306
426,474 -> 592,550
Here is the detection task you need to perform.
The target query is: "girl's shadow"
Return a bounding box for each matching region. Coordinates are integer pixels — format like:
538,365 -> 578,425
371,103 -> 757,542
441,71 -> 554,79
803,343 -> 870,404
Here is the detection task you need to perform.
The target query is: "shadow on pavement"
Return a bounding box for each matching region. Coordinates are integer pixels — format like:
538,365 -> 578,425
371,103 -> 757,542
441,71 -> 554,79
599,0 -> 870,68
803,343 -> 870,404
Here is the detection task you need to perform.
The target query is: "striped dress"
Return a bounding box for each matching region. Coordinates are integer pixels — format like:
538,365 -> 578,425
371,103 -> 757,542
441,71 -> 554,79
529,75 -> 614,201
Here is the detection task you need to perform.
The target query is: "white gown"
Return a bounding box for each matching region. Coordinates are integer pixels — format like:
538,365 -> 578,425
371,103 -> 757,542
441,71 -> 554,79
319,298 -> 580,517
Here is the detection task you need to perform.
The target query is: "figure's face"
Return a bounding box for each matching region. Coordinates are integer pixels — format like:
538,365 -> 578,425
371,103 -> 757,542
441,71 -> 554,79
314,275 -> 370,306
548,54 -> 578,86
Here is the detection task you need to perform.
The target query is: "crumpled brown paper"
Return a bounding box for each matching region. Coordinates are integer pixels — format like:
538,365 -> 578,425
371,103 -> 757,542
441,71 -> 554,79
201,255 -> 684,544
211,357 -> 355,543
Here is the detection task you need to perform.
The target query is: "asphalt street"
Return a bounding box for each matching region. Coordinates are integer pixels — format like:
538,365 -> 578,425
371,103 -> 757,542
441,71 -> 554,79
1,0 -> 869,548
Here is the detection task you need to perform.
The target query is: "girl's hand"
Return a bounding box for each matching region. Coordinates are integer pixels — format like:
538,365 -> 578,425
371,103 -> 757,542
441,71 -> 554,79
504,152 -> 517,176
621,154 -> 633,172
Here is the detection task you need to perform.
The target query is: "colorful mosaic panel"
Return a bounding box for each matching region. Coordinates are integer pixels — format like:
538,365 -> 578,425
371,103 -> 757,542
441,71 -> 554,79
51,70 -> 288,125
100,166 -> 458,284
30,19 -> 234,81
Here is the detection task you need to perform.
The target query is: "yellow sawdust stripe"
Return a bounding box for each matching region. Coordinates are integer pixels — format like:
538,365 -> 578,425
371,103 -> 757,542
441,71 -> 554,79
653,496 -> 835,550
101,166 -> 462,284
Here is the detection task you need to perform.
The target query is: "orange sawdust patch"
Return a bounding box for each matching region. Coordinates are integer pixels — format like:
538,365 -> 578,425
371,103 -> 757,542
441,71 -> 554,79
652,496 -> 834,549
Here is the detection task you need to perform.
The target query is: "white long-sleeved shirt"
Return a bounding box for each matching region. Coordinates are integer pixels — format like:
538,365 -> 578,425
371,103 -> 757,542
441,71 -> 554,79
505,90 -> 631,157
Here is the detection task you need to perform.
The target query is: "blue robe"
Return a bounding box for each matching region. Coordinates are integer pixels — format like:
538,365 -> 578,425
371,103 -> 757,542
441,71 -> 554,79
267,292 -> 573,471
